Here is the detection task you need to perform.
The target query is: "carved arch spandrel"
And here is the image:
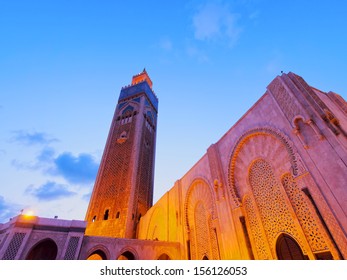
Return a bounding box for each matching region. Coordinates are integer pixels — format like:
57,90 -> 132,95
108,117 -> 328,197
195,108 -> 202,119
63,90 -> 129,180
228,127 -> 307,207
184,178 -> 219,260
184,178 -> 217,231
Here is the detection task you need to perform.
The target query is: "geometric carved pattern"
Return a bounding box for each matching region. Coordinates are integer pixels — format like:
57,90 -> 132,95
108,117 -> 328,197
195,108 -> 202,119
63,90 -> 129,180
228,127 -> 306,208
267,76 -> 303,123
86,70 -> 158,239
194,202 -> 210,259
249,159 -> 304,254
85,103 -> 142,237
281,174 -> 328,252
302,176 -> 346,258
91,119 -> 136,213
208,218 -> 220,260
185,179 -> 219,260
2,232 -> 26,260
185,179 -> 217,229
244,196 -> 271,259
63,236 -> 80,260
133,116 -> 156,221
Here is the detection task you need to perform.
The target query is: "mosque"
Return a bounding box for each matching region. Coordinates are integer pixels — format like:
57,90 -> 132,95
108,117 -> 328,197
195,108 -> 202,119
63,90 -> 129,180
1,70 -> 346,260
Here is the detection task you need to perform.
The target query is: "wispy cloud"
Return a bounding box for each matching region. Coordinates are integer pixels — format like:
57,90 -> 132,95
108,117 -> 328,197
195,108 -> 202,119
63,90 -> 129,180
192,1 -> 241,46
159,37 -> 173,52
49,152 -> 99,185
12,150 -> 99,185
11,147 -> 56,170
0,195 -> 21,222
0,149 -> 6,157
11,130 -> 58,146
10,132 -> 99,185
11,159 -> 36,170
25,181 -> 77,201
37,147 -> 55,162
186,44 -> 209,62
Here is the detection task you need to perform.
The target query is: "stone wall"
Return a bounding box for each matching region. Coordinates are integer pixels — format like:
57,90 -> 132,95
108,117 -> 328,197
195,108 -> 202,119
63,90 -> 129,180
137,72 -> 347,259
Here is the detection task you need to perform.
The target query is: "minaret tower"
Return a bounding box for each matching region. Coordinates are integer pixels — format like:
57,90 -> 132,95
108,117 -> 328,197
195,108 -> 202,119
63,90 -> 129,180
85,69 -> 158,238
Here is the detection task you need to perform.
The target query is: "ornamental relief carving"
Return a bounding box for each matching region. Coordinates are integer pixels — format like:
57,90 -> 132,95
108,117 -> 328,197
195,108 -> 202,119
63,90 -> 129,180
184,178 -> 217,229
248,159 -> 306,256
299,175 -> 346,258
243,195 -> 271,259
281,173 -> 328,252
184,179 -> 219,260
194,202 -> 210,259
267,77 -> 304,122
228,127 -> 307,208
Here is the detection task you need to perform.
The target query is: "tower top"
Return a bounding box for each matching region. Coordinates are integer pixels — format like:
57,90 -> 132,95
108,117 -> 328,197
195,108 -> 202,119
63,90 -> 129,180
131,68 -> 153,89
120,68 -> 158,112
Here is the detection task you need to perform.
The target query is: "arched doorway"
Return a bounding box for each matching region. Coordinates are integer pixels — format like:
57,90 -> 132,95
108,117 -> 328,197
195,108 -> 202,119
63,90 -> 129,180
87,250 -> 107,260
26,239 -> 58,260
117,251 -> 136,260
276,234 -> 306,260
157,253 -> 171,260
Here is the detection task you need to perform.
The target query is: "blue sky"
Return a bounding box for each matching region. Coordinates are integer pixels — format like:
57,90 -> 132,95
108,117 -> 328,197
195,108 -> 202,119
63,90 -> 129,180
1,0 -> 346,222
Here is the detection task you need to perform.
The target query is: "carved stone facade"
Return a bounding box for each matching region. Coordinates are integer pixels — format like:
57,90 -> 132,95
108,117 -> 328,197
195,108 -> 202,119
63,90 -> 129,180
1,72 -> 346,260
137,72 -> 347,260
85,69 -> 158,239
0,216 -> 85,260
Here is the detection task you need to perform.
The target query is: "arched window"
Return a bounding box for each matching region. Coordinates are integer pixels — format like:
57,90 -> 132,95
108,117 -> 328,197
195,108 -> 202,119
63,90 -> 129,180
26,239 -> 58,260
119,105 -> 135,125
276,234 -> 306,260
122,105 -> 134,116
87,250 -> 107,260
117,251 -> 136,260
104,209 -> 109,220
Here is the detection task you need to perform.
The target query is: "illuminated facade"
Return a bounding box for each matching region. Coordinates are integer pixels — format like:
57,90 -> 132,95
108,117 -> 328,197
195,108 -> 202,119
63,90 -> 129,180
85,69 -> 158,239
1,71 -> 347,260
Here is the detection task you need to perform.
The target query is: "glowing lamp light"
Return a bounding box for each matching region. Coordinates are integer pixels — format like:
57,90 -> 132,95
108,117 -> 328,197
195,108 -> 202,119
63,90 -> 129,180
23,210 -> 35,217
